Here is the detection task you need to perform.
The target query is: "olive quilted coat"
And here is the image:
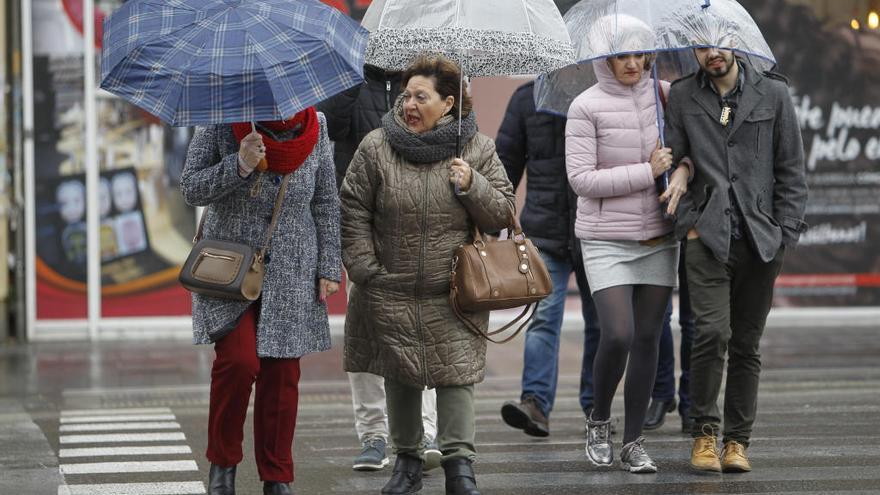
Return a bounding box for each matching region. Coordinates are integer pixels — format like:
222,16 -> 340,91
340,129 -> 515,387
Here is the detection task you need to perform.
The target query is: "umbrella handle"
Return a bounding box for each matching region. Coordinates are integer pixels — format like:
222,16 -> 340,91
652,65 -> 670,201
702,0 -> 711,9
251,120 -> 268,172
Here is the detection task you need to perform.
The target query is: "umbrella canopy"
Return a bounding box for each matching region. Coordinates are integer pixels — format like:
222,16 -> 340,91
100,0 -> 368,127
535,0 -> 775,116
361,0 -> 574,77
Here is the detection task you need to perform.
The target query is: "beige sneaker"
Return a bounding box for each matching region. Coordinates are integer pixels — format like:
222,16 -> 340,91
690,426 -> 721,472
721,440 -> 752,473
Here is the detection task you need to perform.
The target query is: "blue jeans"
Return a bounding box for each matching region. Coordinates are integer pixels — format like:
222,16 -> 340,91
520,249 -> 600,417
653,243 -> 694,416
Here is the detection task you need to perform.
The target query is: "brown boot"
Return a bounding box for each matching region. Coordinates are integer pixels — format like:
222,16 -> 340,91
721,440 -> 752,473
500,396 -> 549,437
690,426 -> 721,472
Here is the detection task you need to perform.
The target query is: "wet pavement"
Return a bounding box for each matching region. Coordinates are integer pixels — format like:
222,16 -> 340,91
2,320 -> 880,495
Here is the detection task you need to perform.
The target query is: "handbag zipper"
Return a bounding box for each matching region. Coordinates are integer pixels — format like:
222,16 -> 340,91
201,252 -> 236,262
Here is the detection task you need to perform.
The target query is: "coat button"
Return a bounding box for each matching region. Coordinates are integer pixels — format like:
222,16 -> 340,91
728,141 -> 735,147
724,208 -> 732,215
730,174 -> 738,182
264,254 -> 271,263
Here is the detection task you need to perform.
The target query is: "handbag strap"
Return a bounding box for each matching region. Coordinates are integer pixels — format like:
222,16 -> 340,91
449,288 -> 538,344
193,173 -> 292,258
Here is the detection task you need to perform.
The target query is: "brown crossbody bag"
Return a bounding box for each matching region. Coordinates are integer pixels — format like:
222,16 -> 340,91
179,174 -> 291,301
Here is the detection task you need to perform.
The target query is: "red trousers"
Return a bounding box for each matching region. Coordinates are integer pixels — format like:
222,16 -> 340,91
206,304 -> 301,482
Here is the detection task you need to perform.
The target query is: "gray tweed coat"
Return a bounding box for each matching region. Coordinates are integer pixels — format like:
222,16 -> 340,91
180,113 -> 341,358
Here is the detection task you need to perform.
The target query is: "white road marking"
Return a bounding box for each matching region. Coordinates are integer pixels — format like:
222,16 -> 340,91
59,445 -> 192,458
60,432 -> 186,444
61,407 -> 172,416
60,422 -> 181,432
60,460 -> 198,474
57,481 -> 206,494
61,414 -> 177,424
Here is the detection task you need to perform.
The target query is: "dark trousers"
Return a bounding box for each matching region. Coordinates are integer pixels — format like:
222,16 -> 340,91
653,243 -> 694,416
207,304 -> 302,482
686,237 -> 784,446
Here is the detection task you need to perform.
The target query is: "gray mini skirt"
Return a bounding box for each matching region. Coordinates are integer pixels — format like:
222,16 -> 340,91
580,237 -> 680,294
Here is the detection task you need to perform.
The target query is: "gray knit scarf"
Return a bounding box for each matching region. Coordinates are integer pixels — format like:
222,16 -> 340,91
381,94 -> 478,164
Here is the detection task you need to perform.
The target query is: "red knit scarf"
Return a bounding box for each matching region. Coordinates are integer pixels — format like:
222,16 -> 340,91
231,107 -> 319,174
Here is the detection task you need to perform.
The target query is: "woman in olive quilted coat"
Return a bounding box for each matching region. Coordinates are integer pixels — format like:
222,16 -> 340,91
340,55 -> 514,495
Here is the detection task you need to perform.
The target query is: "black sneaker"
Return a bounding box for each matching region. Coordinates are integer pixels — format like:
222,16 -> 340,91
353,437 -> 389,471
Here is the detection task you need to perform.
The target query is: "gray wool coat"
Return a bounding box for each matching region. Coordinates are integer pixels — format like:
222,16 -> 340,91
180,113 -> 341,358
665,61 -> 808,263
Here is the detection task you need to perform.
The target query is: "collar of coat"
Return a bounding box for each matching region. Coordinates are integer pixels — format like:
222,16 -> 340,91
687,59 -> 771,137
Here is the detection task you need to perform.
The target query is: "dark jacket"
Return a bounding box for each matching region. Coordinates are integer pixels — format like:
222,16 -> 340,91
496,81 -> 578,260
317,65 -> 402,187
665,60 -> 808,263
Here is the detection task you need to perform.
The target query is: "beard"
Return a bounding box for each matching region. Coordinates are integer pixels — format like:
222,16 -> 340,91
703,54 -> 735,77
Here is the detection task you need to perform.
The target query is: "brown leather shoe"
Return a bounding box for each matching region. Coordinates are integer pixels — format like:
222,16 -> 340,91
690,434 -> 721,472
721,440 -> 752,473
501,396 -> 549,437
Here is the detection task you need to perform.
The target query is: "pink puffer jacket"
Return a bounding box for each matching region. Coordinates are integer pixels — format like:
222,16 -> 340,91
565,60 -> 672,241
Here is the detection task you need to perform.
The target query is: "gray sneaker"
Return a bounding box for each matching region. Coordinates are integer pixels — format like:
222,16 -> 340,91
353,437 -> 389,471
420,438 -> 442,472
620,436 -> 657,473
585,416 -> 613,467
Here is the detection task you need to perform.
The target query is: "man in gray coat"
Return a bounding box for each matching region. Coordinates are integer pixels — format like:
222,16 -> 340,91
665,47 -> 807,474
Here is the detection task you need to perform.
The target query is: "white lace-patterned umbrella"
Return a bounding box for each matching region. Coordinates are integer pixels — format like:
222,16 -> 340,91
361,0 -> 575,77
362,0 -> 574,159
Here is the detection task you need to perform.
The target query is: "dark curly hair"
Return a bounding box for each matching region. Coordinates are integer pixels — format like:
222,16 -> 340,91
401,55 -> 473,117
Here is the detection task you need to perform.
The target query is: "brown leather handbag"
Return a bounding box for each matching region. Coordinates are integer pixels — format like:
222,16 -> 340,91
449,216 -> 552,343
179,174 -> 290,301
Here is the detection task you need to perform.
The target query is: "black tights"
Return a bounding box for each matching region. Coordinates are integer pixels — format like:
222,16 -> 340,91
591,284 -> 672,444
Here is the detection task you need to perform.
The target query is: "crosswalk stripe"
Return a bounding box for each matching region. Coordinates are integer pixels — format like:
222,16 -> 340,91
60,432 -> 186,444
61,408 -> 172,416
60,460 -> 199,475
61,414 -> 177,424
60,422 -> 182,432
57,481 -> 206,495
59,446 -> 193,458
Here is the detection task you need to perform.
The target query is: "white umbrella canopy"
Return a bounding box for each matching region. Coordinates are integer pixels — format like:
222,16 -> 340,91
361,0 -> 575,77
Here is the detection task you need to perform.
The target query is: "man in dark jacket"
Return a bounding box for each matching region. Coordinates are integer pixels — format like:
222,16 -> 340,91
497,81 -> 602,437
317,65 -> 441,472
665,49 -> 808,473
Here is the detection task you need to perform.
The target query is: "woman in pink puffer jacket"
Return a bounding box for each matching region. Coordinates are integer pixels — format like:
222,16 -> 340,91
566,48 -> 690,473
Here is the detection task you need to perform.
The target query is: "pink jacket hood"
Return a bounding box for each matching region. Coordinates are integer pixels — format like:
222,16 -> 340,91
564,59 -> 672,241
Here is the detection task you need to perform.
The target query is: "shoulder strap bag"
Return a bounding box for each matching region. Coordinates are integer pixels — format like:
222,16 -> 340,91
449,214 -> 552,343
179,174 -> 291,301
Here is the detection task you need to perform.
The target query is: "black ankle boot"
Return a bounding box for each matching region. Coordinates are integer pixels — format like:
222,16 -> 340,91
263,481 -> 292,495
381,453 -> 423,494
442,458 -> 480,495
208,464 -> 236,495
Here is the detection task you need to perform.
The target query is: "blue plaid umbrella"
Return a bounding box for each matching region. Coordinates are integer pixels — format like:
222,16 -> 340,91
100,0 -> 368,126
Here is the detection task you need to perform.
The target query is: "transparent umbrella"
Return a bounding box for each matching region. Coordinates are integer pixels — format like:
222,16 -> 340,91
361,0 -> 574,161
535,0 -> 776,117
534,0 -> 775,190
361,0 -> 574,77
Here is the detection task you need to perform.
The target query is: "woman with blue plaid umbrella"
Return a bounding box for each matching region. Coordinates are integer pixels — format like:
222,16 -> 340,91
181,107 -> 341,495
